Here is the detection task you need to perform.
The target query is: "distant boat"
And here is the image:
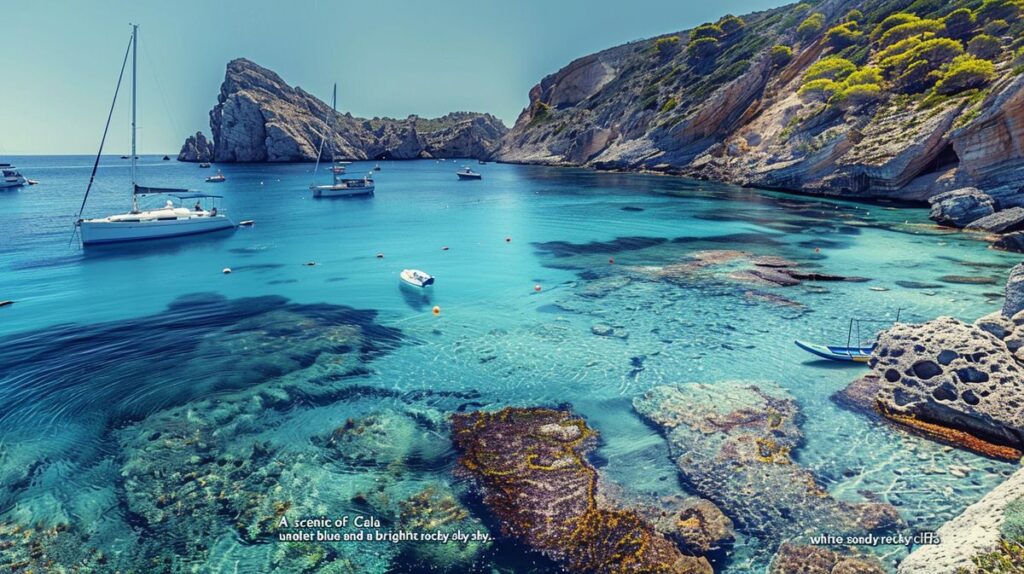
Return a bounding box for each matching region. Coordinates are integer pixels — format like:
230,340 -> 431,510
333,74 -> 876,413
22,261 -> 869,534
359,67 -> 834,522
162,155 -> 170,160
199,162 -> 211,168
0,164 -> 28,189
478,160 -> 487,165
374,163 -> 381,171
120,155 -> 129,159
310,83 -> 375,198
400,269 -> 435,288
206,171 -> 226,183
456,167 -> 482,180
76,25 -> 235,246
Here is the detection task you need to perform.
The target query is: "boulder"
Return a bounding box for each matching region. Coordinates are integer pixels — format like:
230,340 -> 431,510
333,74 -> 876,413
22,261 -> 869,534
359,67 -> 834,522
644,496 -> 735,555
928,188 -> 996,228
633,381 -> 900,542
994,231 -> 1024,253
863,317 -> 1024,459
965,207 -> 1024,233
1003,263 -> 1024,318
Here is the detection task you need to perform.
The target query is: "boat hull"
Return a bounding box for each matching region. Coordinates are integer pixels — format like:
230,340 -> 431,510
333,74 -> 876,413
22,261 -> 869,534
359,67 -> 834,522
0,178 -> 26,189
794,340 -> 873,363
80,215 -> 236,245
456,173 -> 481,180
312,184 -> 375,198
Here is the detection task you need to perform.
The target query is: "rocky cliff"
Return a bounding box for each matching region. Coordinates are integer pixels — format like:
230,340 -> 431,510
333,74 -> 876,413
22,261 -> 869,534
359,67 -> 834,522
496,0 -> 1024,204
178,59 -> 507,162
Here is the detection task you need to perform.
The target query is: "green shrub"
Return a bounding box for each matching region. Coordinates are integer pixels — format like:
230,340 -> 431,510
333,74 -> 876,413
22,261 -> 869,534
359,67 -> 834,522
943,8 -> 977,40
969,33 -> 1003,59
797,13 -> 826,41
845,65 -> 883,86
654,35 -> 681,57
878,18 -> 946,48
771,44 -> 794,66
718,14 -> 746,35
845,9 -> 864,23
977,0 -> 1023,23
832,83 -> 884,108
803,55 -> 858,84
659,96 -> 679,113
935,55 -> 997,94
687,37 -> 719,59
984,18 -> 1011,35
826,22 -> 865,49
871,13 -> 921,41
692,23 -> 724,40
897,59 -> 944,92
881,37 -> 964,82
799,78 -> 840,101
876,36 -> 930,61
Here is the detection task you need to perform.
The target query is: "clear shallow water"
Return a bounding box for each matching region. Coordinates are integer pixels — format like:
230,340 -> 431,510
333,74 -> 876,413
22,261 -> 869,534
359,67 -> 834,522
0,156 -> 1020,572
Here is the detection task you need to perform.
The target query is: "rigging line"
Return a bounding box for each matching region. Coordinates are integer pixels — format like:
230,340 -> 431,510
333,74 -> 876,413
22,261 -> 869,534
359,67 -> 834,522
141,40 -> 186,153
75,30 -> 133,222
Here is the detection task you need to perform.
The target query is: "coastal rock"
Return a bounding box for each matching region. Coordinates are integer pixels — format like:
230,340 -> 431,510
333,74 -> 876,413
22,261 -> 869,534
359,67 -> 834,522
646,496 -> 735,555
994,231 -> 1024,253
176,131 -> 214,162
975,311 -> 1014,340
858,317 -> 1024,459
450,407 -> 712,574
769,543 -> 885,574
952,74 -> 1024,192
193,59 -> 507,163
1003,263 -> 1024,318
633,381 -> 900,542
964,207 -> 1024,233
397,485 -> 491,571
928,188 -> 996,228
898,467 -> 1024,574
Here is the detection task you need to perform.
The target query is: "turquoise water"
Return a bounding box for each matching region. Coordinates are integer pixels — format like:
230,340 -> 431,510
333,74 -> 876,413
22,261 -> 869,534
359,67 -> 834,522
0,156 -> 1020,572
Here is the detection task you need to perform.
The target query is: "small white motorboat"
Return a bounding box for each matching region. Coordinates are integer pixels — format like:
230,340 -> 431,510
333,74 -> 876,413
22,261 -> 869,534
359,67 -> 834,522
400,269 -> 435,288
206,171 -> 226,183
456,167 -> 481,180
0,164 -> 27,189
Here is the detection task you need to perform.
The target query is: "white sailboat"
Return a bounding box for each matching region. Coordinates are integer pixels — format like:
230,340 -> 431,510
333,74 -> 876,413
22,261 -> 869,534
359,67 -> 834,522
76,25 -> 235,246
310,83 -> 374,198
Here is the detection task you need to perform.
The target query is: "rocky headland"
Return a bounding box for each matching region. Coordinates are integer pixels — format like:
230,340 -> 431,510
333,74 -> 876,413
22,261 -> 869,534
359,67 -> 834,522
494,0 -> 1024,214
178,58 -> 508,163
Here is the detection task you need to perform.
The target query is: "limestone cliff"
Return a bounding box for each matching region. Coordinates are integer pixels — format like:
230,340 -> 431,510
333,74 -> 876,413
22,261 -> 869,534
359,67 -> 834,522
496,0 -> 1024,203
179,59 -> 507,162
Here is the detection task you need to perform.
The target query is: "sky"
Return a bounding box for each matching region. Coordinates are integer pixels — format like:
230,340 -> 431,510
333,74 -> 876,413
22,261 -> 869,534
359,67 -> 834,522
2,0 -> 785,155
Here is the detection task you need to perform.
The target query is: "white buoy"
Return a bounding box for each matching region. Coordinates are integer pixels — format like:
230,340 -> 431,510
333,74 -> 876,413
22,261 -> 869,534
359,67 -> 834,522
223,267 -> 232,274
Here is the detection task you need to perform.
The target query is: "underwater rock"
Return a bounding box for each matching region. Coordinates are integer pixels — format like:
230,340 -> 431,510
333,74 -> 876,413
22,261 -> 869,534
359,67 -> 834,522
642,496 -> 735,556
898,467 -> 1024,574
1004,263 -> 1024,318
0,522 -> 113,572
770,543 -> 885,574
938,275 -> 997,285
396,485 -> 491,571
451,407 -> 712,574
633,382 -> 900,542
928,188 -> 996,228
851,317 -> 1024,460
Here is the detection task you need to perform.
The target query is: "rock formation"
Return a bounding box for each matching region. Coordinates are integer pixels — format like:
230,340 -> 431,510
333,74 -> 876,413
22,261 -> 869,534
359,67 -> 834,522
929,187 -> 996,227
177,131 -> 214,162
450,407 -> 713,574
181,59 -> 507,163
633,381 -> 900,542
770,543 -> 885,574
496,0 -> 1024,206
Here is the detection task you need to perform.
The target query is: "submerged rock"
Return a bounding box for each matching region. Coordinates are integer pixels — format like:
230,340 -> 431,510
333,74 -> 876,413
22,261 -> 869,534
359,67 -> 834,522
928,188 -> 996,228
633,382 -> 899,542
396,485 -> 491,571
844,317 -> 1024,460
451,407 -> 712,574
770,543 -> 885,574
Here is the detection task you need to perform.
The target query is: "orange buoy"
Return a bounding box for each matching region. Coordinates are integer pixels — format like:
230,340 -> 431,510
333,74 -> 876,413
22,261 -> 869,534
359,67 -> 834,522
534,284 -> 542,292
609,257 -> 615,264
814,248 -> 821,253
432,305 -> 441,315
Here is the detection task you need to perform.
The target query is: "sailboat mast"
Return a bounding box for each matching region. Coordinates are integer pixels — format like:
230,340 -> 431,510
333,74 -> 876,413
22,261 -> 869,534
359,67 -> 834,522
130,24 -> 138,211
331,82 -> 337,184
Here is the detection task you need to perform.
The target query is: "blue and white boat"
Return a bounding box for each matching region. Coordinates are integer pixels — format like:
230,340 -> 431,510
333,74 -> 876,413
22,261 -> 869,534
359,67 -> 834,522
0,164 -> 27,189
794,340 -> 874,362
310,84 -> 375,198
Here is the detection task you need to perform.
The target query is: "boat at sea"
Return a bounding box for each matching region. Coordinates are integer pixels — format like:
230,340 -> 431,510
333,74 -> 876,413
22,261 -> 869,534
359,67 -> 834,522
0,164 -> 27,189
206,171 -> 226,183
76,25 -> 235,246
794,311 -> 902,363
400,269 -> 435,288
456,167 -> 481,180
310,83 -> 375,198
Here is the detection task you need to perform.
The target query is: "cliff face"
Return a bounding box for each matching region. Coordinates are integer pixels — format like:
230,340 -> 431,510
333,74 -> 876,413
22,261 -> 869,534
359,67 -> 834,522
496,0 -> 1024,202
180,59 -> 508,162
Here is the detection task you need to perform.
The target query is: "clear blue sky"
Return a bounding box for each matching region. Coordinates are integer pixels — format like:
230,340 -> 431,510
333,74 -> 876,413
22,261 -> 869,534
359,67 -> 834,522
2,0 -> 784,154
